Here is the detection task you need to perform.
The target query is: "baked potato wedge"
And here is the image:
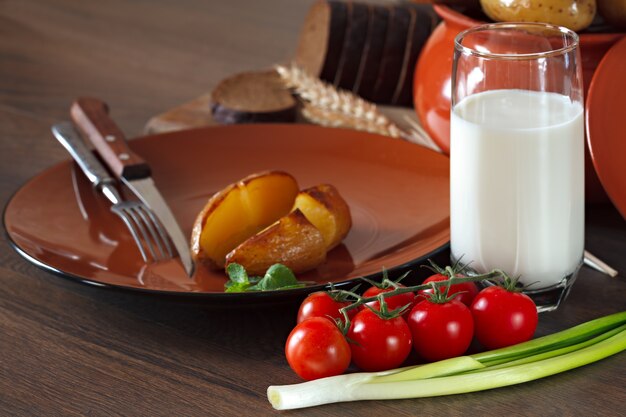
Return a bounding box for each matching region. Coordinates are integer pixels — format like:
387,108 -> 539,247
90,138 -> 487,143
225,209 -> 327,275
190,171 -> 299,268
292,184 -> 352,251
480,0 -> 596,31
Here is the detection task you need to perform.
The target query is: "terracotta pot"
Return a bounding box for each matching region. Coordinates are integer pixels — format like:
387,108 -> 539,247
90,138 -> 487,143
414,5 -> 624,202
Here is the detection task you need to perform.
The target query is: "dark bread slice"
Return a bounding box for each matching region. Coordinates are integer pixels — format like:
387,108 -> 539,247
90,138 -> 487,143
320,1 -> 349,81
354,4 -> 390,101
333,1 -> 370,90
391,4 -> 439,107
295,0 -> 348,81
210,70 -> 297,124
371,6 -> 411,104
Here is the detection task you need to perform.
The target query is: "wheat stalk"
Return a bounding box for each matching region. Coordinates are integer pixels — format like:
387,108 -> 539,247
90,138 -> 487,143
275,63 -> 440,152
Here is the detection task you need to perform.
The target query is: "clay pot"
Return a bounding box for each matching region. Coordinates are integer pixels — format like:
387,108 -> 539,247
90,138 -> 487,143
413,5 -> 624,202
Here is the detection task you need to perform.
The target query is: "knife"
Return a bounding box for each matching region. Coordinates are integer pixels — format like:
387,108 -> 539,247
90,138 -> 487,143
51,121 -> 123,206
70,97 -> 195,277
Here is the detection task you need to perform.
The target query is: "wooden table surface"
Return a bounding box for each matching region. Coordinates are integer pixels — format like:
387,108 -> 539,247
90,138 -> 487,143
1,1 -> 625,415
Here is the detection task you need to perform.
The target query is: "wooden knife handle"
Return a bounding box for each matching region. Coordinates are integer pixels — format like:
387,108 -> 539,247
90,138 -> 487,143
70,97 -> 150,180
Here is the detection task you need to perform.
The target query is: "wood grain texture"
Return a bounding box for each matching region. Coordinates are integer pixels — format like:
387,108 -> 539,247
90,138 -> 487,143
1,1 -> 625,416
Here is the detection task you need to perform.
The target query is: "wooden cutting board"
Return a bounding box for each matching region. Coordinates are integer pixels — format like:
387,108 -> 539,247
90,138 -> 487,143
144,94 -> 218,135
144,92 -> 424,138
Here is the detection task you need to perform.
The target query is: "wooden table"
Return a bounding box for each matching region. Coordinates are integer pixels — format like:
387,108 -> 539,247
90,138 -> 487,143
1,1 -> 625,415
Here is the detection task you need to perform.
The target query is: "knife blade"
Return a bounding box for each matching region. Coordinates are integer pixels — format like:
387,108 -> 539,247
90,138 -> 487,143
70,97 -> 195,277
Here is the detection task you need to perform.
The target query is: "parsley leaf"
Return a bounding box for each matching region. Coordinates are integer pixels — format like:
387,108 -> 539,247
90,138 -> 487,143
224,263 -> 304,292
226,263 -> 248,283
250,264 -> 303,291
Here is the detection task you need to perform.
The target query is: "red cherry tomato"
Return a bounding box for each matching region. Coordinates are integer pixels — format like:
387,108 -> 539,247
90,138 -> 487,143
418,274 -> 479,307
470,286 -> 538,349
347,308 -> 413,371
407,298 -> 474,362
285,317 -> 351,381
362,284 -> 415,316
297,291 -> 355,324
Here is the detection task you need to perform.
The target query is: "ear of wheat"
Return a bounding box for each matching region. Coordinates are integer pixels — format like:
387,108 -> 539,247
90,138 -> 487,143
275,63 -> 440,152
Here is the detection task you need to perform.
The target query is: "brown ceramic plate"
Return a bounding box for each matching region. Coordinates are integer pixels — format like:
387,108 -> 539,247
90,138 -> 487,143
4,124 -> 450,302
586,37 -> 626,220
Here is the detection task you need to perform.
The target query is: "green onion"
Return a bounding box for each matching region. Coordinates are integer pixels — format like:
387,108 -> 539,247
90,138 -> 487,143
473,324 -> 626,372
471,311 -> 626,366
267,312 -> 626,410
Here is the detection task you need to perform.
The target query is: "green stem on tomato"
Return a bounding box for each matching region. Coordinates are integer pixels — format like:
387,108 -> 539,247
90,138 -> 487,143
333,269 -> 507,329
333,269 -> 506,311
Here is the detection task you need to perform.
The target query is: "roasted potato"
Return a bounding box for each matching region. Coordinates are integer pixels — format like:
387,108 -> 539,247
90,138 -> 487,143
480,0 -> 596,31
292,184 -> 352,251
190,171 -> 299,268
191,171 -> 352,277
225,209 -> 327,275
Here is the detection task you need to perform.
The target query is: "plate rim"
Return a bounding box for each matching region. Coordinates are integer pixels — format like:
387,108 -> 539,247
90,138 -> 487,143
4,225 -> 449,301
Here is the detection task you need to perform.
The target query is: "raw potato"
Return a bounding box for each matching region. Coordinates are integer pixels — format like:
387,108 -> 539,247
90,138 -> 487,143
292,184 -> 352,251
225,210 -> 327,276
190,171 -> 299,268
480,0 -> 596,31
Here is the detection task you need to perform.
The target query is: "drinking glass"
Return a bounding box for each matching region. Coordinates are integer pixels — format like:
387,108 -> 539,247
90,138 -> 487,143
450,23 -> 584,312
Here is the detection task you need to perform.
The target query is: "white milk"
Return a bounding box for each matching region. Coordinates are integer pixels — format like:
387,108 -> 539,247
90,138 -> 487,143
450,89 -> 584,288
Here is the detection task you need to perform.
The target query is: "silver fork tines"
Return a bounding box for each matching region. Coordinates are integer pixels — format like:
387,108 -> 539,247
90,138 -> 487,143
111,202 -> 175,263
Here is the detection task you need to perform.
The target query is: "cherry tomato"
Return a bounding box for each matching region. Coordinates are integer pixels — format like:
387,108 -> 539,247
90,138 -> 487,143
470,286 -> 538,349
285,317 -> 351,380
407,298 -> 474,362
347,308 -> 412,371
418,274 -> 479,307
297,291 -> 356,324
362,284 -> 415,316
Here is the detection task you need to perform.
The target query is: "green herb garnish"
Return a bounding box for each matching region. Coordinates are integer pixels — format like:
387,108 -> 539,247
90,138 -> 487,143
225,263 -> 304,292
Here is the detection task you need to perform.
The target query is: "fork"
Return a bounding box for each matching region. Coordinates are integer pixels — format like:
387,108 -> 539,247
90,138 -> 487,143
52,121 -> 174,263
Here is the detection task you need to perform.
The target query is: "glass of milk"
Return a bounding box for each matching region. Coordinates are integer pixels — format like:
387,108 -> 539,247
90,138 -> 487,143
450,23 -> 584,312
